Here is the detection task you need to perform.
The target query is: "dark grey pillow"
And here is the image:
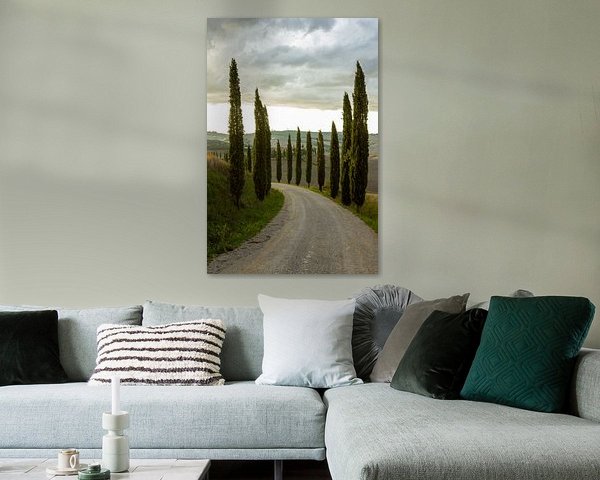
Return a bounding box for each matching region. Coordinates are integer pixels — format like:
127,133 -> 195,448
391,308 -> 488,399
351,285 -> 422,380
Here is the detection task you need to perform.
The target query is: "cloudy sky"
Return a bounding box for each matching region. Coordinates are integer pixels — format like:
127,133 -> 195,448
207,18 -> 378,133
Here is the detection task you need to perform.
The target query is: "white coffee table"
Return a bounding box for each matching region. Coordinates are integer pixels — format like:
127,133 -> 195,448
0,458 -> 210,480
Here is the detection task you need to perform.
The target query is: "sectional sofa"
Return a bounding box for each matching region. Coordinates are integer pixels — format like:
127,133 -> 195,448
1,299 -> 599,480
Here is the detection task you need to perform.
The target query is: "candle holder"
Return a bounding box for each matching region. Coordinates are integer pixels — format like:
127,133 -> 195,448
101,411 -> 129,473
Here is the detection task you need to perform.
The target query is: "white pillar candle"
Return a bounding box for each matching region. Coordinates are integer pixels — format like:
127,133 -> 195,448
111,376 -> 120,415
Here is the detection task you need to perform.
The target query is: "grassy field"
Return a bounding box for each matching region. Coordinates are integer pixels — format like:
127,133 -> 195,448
308,185 -> 378,233
207,154 -> 284,260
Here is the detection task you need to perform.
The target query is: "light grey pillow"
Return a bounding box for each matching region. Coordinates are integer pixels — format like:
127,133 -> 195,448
0,304 -> 142,381
143,301 -> 264,381
351,285 -> 423,380
369,293 -> 469,383
468,289 -> 534,310
256,294 -> 362,388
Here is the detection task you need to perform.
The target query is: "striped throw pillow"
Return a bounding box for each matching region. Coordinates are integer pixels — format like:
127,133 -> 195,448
88,320 -> 226,386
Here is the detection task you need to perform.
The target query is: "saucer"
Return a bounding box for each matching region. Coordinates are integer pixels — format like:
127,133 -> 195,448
46,464 -> 88,476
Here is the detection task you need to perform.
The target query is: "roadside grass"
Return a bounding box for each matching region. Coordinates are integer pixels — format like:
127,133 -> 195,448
207,156 -> 284,260
308,185 -> 378,233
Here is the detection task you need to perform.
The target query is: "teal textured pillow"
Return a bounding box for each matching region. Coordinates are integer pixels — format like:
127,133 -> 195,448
461,296 -> 595,412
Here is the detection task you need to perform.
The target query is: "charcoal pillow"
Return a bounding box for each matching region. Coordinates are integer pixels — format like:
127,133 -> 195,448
0,310 -> 69,385
351,285 -> 423,380
461,296 -> 595,413
0,304 -> 142,381
370,293 -> 470,383
391,308 -> 488,399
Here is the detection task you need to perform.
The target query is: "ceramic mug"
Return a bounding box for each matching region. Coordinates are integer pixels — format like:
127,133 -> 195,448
58,448 -> 79,470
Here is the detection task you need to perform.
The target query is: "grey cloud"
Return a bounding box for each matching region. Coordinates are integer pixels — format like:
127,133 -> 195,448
207,18 -> 378,110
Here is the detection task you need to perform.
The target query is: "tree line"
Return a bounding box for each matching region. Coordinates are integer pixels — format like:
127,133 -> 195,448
227,58 -> 369,210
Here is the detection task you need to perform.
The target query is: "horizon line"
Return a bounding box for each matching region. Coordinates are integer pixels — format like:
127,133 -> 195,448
207,130 -> 379,135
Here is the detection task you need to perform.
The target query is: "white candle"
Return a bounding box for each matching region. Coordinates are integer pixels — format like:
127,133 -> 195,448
111,376 -> 120,415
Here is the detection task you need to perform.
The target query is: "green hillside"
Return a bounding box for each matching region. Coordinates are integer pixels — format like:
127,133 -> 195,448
207,156 -> 284,260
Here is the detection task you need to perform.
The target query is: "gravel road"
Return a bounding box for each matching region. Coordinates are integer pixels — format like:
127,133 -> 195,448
208,183 -> 378,274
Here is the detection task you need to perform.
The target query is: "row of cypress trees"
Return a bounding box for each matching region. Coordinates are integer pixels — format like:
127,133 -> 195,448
227,58 -> 273,207
276,128 -> 337,194
227,59 -> 369,209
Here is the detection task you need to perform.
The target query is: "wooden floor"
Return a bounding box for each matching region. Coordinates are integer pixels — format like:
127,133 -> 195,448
210,460 -> 332,480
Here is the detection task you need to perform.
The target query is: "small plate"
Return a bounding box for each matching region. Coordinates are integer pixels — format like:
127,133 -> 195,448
46,464 -> 88,476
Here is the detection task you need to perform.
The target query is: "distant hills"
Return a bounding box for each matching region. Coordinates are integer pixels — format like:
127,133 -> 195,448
208,130 -> 379,193
208,130 -> 379,161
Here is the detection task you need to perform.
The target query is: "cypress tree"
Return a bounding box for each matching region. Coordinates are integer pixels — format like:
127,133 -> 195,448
252,89 -> 267,201
305,131 -> 312,187
317,130 -> 325,192
295,127 -> 302,185
350,61 -> 369,209
263,104 -> 272,194
341,92 -> 352,205
286,134 -> 293,184
276,139 -> 282,182
228,59 -> 244,209
330,121 -> 340,198
247,144 -> 252,172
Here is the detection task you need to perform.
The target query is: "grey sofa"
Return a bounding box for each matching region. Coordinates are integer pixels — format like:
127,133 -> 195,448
1,301 -> 600,480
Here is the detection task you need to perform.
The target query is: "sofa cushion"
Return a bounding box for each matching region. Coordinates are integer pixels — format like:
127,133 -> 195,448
88,320 -> 226,386
142,301 -> 263,381
256,295 -> 360,388
0,310 -> 69,386
390,308 -> 487,399
0,305 -> 142,381
461,296 -> 595,413
569,348 -> 600,423
370,294 -> 469,382
0,382 -> 326,452
351,285 -> 422,380
324,383 -> 600,480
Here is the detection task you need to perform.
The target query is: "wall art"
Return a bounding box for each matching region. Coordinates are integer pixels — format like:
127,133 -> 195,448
207,18 -> 378,274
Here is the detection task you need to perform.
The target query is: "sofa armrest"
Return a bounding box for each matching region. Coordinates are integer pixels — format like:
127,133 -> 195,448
568,348 -> 600,422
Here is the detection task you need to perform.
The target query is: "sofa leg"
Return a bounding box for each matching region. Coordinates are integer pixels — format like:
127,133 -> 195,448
274,460 -> 283,480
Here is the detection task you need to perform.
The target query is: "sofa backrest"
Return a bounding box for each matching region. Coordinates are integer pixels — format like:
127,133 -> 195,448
0,304 -> 143,381
142,301 -> 263,381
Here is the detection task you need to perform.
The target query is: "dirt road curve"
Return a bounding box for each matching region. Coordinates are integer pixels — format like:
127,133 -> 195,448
208,183 -> 378,274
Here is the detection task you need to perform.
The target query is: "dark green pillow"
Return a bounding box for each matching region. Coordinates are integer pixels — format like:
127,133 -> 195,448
391,308 -> 487,399
460,296 -> 595,413
0,310 -> 69,385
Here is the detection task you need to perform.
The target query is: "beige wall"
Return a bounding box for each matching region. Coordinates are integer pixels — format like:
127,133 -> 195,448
1,0 -> 599,347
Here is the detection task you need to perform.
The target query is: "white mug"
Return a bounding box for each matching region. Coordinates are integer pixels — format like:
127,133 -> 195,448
58,449 -> 79,470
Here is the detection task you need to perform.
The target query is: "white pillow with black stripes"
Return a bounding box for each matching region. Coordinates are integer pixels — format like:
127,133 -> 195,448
88,320 -> 226,386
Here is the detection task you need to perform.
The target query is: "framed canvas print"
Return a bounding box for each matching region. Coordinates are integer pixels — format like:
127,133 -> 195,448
207,18 -> 378,274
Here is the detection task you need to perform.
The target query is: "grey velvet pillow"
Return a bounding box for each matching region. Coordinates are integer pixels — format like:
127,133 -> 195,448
370,293 -> 470,383
351,285 -> 423,380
